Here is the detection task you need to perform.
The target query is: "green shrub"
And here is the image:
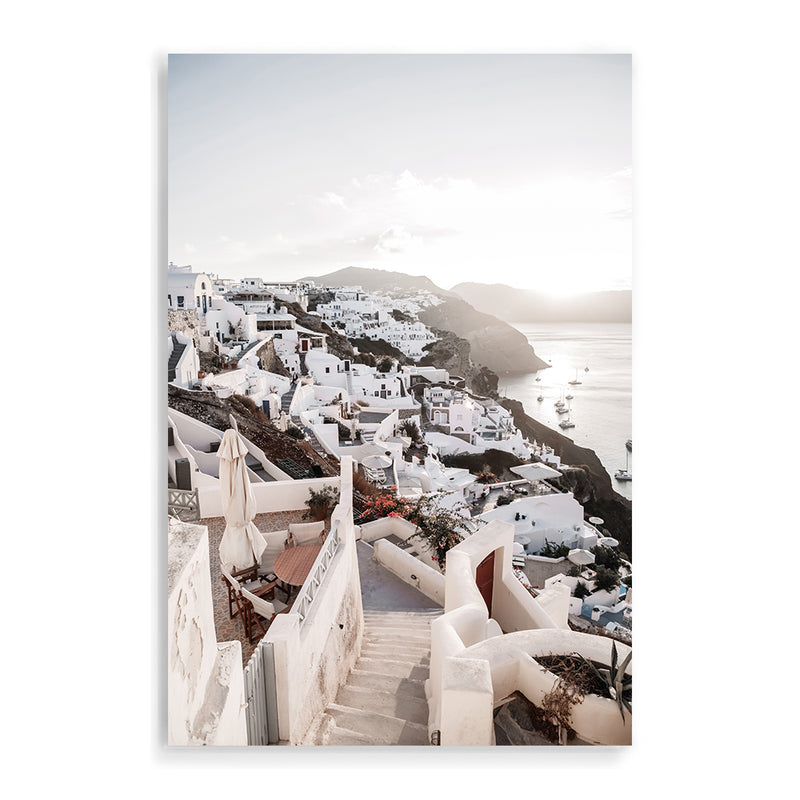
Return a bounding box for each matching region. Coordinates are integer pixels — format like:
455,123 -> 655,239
539,538 -> 570,559
285,425 -> 305,440
593,566 -> 621,593
304,485 -> 340,521
573,580 -> 591,600
496,495 -> 512,506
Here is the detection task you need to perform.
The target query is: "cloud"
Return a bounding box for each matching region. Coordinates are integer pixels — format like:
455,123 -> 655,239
374,225 -> 424,256
320,191 -> 348,209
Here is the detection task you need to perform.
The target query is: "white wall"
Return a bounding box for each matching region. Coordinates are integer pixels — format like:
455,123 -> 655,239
265,457 -> 364,744
167,519 -> 247,745
373,538 -> 446,605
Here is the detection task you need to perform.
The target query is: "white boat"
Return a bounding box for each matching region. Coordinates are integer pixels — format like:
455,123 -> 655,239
537,392 -> 544,402
615,449 -> 632,481
568,369 -> 582,386
556,405 -> 569,414
565,393 -> 574,400
535,376 -> 541,382
626,439 -> 632,452
559,398 -> 575,427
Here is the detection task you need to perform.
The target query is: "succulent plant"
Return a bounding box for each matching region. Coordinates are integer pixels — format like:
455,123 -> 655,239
580,642 -> 632,722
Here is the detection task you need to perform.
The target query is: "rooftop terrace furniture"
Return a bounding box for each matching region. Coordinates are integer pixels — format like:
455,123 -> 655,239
258,530 -> 289,581
286,520 -> 326,547
240,587 -> 289,644
221,562 -> 277,621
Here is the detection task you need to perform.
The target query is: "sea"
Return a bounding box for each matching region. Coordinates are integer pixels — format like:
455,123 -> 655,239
500,322 -> 632,501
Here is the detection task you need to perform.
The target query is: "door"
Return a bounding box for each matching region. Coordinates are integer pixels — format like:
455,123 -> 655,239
476,551 -> 495,617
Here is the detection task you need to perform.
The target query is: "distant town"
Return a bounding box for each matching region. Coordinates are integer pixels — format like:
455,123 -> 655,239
168,262 -> 632,747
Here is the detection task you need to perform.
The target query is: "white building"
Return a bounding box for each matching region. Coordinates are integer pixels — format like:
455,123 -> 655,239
168,263 -> 214,318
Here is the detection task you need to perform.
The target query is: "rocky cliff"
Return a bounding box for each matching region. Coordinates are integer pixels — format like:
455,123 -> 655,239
418,298 -> 549,374
418,329 -> 499,397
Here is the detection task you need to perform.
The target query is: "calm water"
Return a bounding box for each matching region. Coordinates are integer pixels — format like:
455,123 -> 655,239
501,322 -> 632,500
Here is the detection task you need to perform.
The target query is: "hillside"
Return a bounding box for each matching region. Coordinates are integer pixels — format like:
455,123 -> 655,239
167,385 -> 339,477
417,297 -> 550,374
297,267 -> 550,375
300,266 -> 455,297
451,282 -> 632,323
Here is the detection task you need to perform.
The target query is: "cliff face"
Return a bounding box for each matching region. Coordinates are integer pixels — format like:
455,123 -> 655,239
252,338 -> 290,377
418,298 -> 549,374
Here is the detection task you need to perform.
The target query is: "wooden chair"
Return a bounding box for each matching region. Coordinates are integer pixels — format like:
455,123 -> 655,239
285,520 -> 326,547
221,562 -> 277,622
240,587 -> 292,644
258,530 -> 289,580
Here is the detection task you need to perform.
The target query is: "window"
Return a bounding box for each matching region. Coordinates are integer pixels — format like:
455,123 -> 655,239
325,367 -> 330,373
168,294 -> 172,306
177,296 -> 185,308
196,297 -> 200,307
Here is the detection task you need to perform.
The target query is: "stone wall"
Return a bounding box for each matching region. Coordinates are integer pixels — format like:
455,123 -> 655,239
168,309 -> 202,347
252,338 -> 291,377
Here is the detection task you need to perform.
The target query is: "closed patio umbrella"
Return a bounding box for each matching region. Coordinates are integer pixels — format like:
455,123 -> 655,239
218,416 -> 267,571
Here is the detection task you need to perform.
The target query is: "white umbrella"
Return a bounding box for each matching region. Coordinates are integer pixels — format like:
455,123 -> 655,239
363,454 -> 392,469
567,548 -> 596,568
599,536 -> 619,548
218,416 -> 267,571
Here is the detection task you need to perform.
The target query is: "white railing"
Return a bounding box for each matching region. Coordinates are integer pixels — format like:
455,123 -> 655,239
293,520 -> 341,627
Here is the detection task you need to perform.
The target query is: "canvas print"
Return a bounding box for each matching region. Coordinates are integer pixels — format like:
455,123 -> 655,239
167,54 -> 632,746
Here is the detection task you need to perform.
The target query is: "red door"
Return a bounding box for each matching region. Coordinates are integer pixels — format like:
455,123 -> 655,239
476,551 -> 495,617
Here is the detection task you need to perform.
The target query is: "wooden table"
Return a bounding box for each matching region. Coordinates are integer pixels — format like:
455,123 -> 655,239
273,544 -> 322,602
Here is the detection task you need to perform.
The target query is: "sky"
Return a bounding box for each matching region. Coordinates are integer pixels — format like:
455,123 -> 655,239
169,54 -> 631,295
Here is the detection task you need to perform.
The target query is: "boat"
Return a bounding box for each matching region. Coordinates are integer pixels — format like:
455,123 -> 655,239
626,439 -> 632,452
565,392 -> 574,400
556,405 -> 569,414
558,398 -> 575,427
585,365 -> 589,372
537,392 -> 544,402
535,376 -> 541,382
615,449 -> 632,481
568,369 -> 582,386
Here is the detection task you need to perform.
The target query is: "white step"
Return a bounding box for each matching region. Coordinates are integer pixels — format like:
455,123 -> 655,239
360,645 -> 429,664
354,656 -> 430,681
321,726 -> 377,746
335,685 -> 429,725
346,669 -> 427,699
325,704 -> 429,745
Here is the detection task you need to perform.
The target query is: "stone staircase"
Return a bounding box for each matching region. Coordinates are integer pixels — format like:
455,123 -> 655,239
280,383 -> 295,414
307,609 -> 442,745
168,335 -> 186,383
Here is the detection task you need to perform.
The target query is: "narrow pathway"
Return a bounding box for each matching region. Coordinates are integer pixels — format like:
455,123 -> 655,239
303,541 -> 443,745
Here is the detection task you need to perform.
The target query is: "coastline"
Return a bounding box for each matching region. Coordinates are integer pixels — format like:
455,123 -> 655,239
499,393 -> 633,557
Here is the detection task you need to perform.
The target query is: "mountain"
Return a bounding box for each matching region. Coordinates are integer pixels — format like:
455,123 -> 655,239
450,283 -> 632,323
299,266 -> 456,297
296,267 -> 548,374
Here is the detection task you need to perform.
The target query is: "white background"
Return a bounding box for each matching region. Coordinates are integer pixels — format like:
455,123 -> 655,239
3,1 -> 797,796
